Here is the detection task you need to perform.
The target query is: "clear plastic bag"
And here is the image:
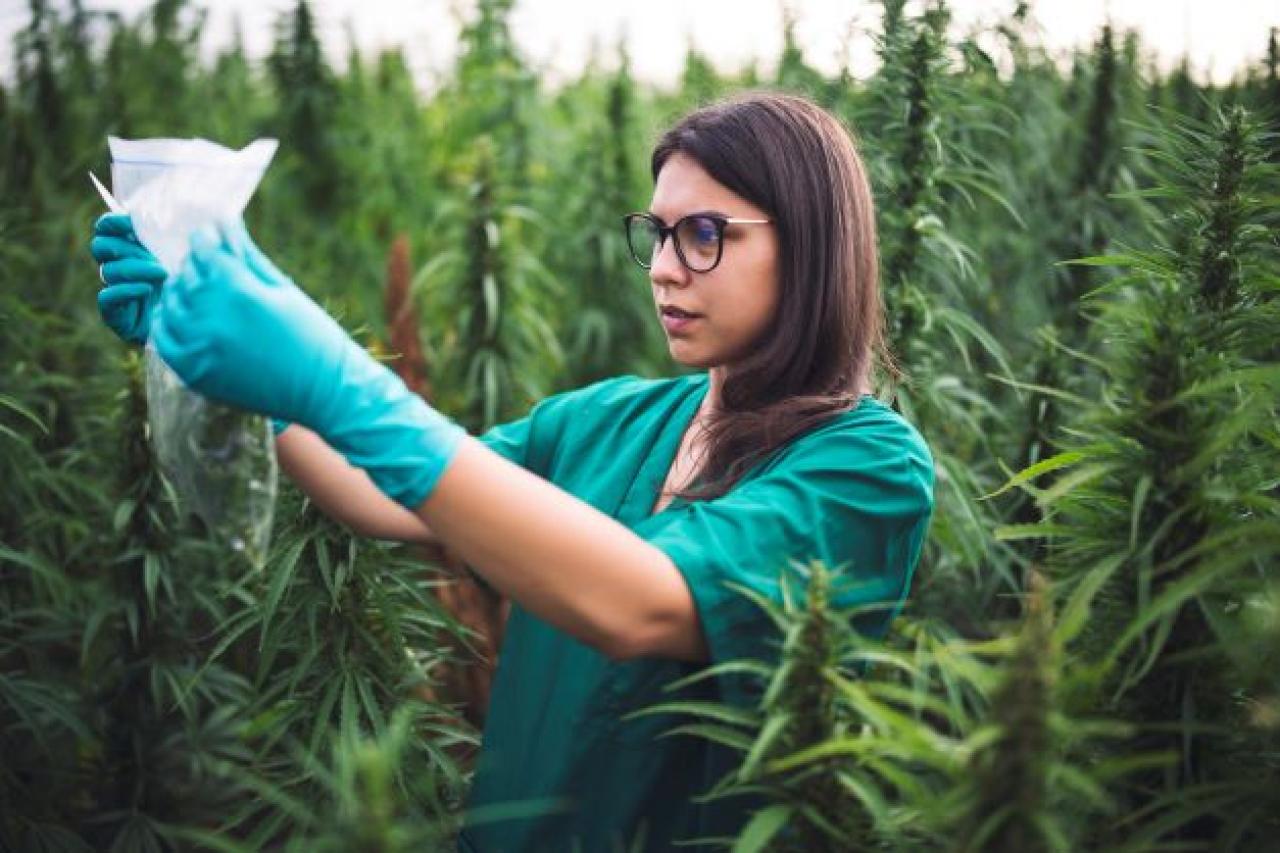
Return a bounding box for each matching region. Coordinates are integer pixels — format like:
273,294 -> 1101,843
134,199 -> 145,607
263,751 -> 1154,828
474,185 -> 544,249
106,136 -> 280,568
143,340 -> 278,567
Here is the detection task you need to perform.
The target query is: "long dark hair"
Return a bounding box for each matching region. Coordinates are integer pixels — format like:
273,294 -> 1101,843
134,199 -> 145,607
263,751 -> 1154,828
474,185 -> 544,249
654,91 -> 888,502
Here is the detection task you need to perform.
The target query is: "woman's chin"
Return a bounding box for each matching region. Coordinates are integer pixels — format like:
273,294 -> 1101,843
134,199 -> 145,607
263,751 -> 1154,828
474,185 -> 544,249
668,346 -> 717,370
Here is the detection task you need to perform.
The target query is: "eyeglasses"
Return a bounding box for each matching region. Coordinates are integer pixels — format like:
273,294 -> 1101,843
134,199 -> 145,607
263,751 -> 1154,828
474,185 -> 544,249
622,212 -> 773,274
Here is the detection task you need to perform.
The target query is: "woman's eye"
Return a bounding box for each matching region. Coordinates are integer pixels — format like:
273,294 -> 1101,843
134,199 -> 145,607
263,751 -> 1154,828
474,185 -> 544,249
690,218 -> 718,245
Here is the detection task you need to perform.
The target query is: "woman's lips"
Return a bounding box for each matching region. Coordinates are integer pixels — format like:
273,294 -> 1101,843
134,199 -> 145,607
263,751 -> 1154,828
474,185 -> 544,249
661,313 -> 701,334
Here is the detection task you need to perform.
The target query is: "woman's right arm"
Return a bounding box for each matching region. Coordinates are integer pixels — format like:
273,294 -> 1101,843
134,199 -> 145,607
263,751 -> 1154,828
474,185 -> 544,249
276,424 -> 440,545
89,217 -> 439,549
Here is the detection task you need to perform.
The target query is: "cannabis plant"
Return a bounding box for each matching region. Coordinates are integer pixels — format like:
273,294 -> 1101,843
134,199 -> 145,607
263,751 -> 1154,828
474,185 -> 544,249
1003,105 -> 1280,846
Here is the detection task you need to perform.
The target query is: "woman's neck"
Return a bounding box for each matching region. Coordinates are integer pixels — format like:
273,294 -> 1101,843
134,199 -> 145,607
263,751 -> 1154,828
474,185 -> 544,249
703,365 -> 873,412
704,367 -> 723,416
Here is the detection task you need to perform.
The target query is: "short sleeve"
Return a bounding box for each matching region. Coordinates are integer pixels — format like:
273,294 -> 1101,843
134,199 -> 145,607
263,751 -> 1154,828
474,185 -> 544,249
477,413 -> 535,469
474,376 -> 632,476
637,411 -> 934,709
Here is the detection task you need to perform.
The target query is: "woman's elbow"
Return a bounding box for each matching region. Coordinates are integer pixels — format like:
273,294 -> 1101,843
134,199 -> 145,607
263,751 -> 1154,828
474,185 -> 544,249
611,607 -> 709,663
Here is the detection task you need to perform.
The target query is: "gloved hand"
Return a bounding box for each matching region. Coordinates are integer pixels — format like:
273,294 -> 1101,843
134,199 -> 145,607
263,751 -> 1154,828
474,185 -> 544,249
152,221 -> 465,508
89,213 -> 167,345
89,214 -> 293,438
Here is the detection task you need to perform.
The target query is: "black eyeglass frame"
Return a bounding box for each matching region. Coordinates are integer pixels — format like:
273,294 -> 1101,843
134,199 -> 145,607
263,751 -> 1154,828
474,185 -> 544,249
622,211 -> 773,274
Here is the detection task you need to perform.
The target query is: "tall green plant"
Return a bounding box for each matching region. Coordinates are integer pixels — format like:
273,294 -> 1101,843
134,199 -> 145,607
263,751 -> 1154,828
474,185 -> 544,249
627,560 -> 979,851
860,0 -> 1020,627
416,137 -> 563,433
1002,105 -> 1280,846
775,6 -> 826,100
1,346 -> 255,851
198,487 -> 477,845
941,572 -> 1148,853
267,0 -> 343,212
550,47 -> 664,388
441,0 -> 538,190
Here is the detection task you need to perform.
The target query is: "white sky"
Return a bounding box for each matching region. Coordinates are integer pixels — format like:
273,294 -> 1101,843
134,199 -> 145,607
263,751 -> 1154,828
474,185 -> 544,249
0,0 -> 1276,88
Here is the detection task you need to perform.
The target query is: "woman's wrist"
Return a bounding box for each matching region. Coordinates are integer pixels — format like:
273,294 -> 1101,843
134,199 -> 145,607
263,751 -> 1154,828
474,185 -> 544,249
275,423 -> 441,544
309,355 -> 467,509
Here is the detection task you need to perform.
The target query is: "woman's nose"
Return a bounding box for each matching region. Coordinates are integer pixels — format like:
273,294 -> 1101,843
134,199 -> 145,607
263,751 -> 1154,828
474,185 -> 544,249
649,235 -> 689,286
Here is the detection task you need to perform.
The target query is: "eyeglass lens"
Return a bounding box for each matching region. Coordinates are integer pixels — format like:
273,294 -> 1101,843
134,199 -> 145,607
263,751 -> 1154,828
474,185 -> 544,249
627,215 -> 722,272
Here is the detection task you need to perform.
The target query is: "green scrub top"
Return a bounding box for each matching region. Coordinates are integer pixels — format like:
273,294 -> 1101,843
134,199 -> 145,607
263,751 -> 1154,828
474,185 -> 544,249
458,372 -> 934,853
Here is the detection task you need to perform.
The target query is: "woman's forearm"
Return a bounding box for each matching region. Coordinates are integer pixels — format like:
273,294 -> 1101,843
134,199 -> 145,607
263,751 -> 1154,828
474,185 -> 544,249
276,425 -> 439,545
414,437 -> 708,663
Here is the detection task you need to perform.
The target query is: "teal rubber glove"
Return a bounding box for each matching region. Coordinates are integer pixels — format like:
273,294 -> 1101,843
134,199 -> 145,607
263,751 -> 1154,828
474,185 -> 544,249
91,214 -> 294,438
151,221 -> 464,508
89,213 -> 167,345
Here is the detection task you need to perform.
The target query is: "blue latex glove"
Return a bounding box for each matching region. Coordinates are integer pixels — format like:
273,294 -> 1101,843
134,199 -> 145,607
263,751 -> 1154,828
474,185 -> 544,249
89,213 -> 167,345
152,221 -> 465,508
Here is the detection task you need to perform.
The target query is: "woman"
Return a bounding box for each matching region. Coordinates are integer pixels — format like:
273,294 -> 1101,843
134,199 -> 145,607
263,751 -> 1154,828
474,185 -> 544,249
90,92 -> 934,851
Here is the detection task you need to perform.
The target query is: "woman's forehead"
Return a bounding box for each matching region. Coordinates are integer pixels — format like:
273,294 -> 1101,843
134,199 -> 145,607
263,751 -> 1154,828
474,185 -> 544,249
650,153 -> 757,219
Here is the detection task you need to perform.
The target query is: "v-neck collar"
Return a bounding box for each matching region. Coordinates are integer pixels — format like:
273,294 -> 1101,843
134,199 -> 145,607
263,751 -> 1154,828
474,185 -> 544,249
623,372 -> 710,524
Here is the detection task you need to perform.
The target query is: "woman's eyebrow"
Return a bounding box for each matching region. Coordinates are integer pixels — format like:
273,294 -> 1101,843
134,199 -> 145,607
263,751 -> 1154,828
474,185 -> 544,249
646,208 -> 730,220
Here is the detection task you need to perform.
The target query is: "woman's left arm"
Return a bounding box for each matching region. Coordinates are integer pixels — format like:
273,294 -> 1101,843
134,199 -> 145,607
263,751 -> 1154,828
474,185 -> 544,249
417,436 -> 709,662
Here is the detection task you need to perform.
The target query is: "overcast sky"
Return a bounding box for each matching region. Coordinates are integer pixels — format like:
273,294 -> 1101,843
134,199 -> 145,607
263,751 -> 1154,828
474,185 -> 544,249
1,0 -> 1275,88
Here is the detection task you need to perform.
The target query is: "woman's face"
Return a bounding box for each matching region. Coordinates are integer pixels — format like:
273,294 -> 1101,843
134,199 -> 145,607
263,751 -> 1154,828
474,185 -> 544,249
647,153 -> 780,370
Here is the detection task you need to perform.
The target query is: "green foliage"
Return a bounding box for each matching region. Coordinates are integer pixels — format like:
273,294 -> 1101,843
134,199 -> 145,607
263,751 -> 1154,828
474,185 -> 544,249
545,47 -> 667,387
628,561 -> 1147,852
856,1 -> 1023,631
943,573 -> 1145,853
775,7 -> 826,101
2,0 -> 1277,848
267,1 -> 343,212
997,104 -> 1280,846
416,136 -> 564,431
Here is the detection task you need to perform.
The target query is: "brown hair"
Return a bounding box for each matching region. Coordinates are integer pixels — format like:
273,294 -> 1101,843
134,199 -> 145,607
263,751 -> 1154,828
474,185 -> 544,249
653,91 -> 889,502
